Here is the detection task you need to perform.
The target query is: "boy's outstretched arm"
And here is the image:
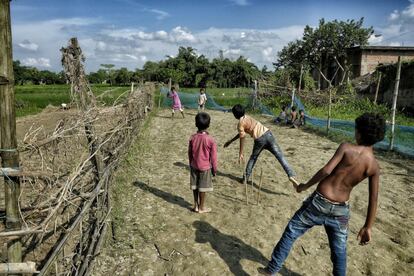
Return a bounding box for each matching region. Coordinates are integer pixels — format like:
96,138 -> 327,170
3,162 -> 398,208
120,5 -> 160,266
297,143 -> 347,193
224,133 -> 240,148
357,171 -> 379,245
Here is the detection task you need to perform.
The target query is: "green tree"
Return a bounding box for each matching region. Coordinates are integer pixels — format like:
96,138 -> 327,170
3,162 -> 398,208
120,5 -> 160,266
100,64 -> 116,85
275,18 -> 373,89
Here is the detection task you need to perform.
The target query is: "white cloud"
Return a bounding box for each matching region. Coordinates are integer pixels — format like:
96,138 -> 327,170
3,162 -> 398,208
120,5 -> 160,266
262,47 -> 273,62
368,34 -> 383,44
145,8 -> 170,20
22,57 -> 51,67
18,39 -> 39,51
170,26 -> 197,43
125,54 -> 138,60
372,1 -> 414,46
13,14 -> 305,71
228,0 -> 250,6
389,10 -> 399,21
389,42 -> 402,46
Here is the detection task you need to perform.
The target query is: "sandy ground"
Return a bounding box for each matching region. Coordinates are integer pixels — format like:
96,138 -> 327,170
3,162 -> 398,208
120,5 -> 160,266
92,109 -> 414,276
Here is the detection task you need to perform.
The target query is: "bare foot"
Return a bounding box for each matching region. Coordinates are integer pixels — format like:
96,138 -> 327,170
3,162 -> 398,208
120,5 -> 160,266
191,205 -> 199,212
198,207 -> 211,214
257,267 -> 273,275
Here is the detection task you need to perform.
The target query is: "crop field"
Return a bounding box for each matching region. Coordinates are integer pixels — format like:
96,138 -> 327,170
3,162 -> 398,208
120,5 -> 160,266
15,84 -> 129,117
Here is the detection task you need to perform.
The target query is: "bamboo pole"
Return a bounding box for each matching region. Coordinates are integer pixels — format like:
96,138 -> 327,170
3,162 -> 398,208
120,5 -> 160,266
0,262 -> 38,274
251,169 -> 254,196
256,169 -> 263,205
327,88 -> 332,133
374,72 -> 382,104
0,0 -> 23,267
242,160 -> 248,204
389,56 -> 402,151
292,64 -> 303,107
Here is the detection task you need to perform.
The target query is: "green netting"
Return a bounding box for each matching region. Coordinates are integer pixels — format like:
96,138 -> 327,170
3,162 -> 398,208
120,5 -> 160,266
159,86 -> 414,158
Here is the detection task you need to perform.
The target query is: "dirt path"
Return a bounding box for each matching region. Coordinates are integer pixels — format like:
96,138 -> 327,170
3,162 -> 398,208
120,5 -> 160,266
93,109 -> 414,276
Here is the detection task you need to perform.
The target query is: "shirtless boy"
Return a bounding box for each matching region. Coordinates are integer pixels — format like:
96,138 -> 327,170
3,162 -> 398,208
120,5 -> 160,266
259,113 -> 386,276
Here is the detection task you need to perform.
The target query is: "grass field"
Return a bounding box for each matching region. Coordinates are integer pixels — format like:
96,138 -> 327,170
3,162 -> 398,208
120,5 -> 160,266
15,84 -> 129,117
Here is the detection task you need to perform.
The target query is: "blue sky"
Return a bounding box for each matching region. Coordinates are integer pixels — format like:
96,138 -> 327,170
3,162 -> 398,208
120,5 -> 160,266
11,0 -> 414,71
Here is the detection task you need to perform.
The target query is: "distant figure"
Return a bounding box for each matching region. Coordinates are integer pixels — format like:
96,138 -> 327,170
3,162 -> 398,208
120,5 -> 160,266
188,112 -> 217,213
198,88 -> 208,112
224,104 -> 298,186
274,106 -> 288,125
292,109 -> 305,128
287,106 -> 297,125
168,86 -> 184,119
258,113 -> 386,276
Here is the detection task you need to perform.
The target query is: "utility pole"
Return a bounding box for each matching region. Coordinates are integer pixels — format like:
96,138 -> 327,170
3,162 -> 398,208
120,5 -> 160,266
0,0 -> 23,267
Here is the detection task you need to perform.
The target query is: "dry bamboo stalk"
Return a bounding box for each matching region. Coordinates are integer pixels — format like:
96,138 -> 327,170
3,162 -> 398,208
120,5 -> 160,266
251,169 -> 254,197
0,262 -> 38,274
257,169 -> 263,204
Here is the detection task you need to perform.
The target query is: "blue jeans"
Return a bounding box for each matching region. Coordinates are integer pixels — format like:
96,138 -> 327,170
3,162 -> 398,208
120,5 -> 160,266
246,131 -> 295,178
266,192 -> 350,276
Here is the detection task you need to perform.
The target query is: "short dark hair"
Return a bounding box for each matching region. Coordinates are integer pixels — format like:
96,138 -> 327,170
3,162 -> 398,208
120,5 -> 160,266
200,88 -> 205,92
355,113 -> 386,146
195,112 -> 210,131
291,106 -> 296,112
171,86 -> 175,91
232,104 -> 245,119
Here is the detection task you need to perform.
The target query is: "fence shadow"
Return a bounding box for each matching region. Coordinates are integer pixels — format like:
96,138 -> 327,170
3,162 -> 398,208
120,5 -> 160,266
193,220 -> 300,276
174,161 -> 289,197
133,180 -> 192,210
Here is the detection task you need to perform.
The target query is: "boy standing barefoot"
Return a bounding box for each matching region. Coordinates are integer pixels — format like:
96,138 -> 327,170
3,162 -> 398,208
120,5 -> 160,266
258,113 -> 386,276
188,112 -> 217,213
224,104 -> 298,186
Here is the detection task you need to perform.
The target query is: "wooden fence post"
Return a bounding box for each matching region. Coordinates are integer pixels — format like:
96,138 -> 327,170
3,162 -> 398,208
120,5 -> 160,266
292,64 -> 303,108
327,87 -> 332,133
0,0 -> 23,267
389,56 -> 402,151
374,71 -> 382,104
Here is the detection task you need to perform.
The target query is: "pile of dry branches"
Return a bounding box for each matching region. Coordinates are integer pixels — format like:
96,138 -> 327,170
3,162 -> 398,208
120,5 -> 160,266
0,38 -> 154,275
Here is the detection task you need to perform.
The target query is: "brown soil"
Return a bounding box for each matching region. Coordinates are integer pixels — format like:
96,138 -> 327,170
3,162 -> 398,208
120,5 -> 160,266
90,109 -> 414,275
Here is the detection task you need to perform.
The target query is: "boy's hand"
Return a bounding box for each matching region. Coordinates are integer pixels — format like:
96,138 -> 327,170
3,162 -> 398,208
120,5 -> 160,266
212,170 -> 216,177
238,153 -> 244,164
296,183 -> 308,193
224,140 -> 231,148
357,226 -> 372,245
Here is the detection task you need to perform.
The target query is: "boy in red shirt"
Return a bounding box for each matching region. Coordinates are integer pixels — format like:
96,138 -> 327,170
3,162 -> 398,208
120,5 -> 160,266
188,112 -> 217,213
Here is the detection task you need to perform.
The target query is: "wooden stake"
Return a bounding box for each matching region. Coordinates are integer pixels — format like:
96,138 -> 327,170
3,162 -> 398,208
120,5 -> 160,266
374,71 -> 382,104
327,88 -> 332,133
242,160 -> 248,204
389,56 -> 402,151
256,169 -> 263,205
251,169 -> 254,196
0,0 -> 22,266
244,176 -> 248,205
130,82 -> 134,93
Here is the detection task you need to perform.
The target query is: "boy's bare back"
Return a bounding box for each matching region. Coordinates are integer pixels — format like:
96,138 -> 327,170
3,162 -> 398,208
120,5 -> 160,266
316,143 -> 379,203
